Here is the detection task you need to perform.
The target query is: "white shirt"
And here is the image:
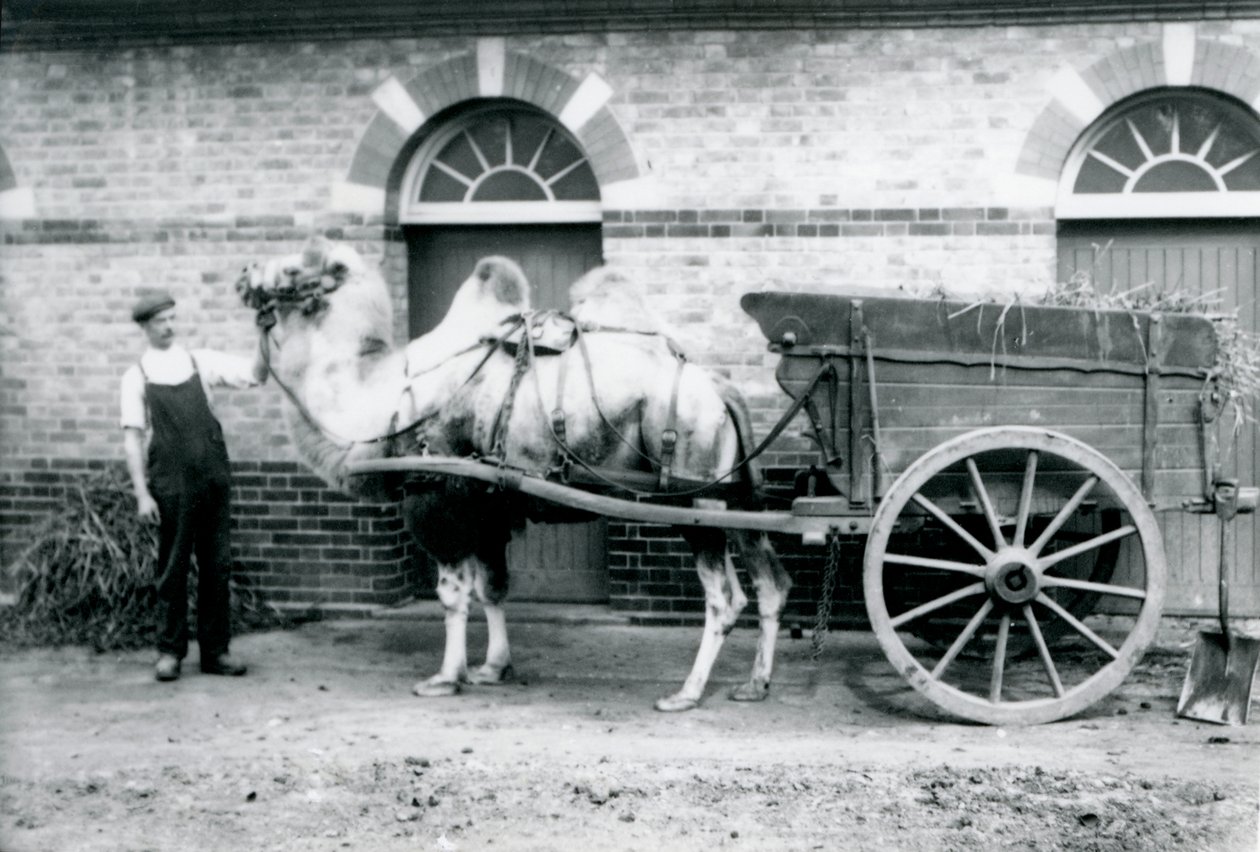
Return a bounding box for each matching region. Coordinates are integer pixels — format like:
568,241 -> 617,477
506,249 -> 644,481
119,344 -> 260,431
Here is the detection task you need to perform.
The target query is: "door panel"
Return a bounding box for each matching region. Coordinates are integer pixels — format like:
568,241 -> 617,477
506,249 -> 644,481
1058,221 -> 1259,616
406,223 -> 609,603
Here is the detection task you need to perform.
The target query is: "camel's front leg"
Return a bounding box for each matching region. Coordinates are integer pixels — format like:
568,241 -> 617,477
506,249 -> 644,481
728,531 -> 792,702
655,529 -> 748,712
413,558 -> 476,696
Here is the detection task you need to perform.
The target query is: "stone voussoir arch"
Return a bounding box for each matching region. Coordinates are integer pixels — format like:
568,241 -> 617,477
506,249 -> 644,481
1016,22 -> 1260,185
0,144 -> 36,220
331,37 -> 647,218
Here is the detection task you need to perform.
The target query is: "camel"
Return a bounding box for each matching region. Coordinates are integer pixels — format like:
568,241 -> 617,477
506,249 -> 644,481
237,236 -> 792,712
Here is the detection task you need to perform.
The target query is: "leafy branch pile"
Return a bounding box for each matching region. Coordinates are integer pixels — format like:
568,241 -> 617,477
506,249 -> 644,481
1043,270 -> 1259,425
1204,315 -> 1260,429
1,466 -> 293,650
911,265 -> 1259,424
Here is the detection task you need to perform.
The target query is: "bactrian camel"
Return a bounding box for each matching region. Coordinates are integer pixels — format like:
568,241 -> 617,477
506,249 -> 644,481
237,236 -> 791,712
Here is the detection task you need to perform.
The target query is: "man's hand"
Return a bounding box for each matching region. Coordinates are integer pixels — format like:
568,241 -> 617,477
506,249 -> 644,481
137,493 -> 160,524
123,428 -> 159,523
256,305 -> 277,330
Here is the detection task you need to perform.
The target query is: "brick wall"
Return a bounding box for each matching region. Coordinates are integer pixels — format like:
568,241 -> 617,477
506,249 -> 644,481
1,457 -> 415,611
3,18 -> 1258,612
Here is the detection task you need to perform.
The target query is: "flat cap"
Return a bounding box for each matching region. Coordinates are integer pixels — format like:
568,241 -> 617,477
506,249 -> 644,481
131,289 -> 176,323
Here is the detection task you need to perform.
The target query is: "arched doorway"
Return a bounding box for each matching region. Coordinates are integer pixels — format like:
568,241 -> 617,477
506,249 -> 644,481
1056,88 -> 1260,615
400,101 -> 608,603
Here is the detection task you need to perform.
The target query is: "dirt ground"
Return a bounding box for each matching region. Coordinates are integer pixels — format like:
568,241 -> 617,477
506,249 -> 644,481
2,605 -> 1257,852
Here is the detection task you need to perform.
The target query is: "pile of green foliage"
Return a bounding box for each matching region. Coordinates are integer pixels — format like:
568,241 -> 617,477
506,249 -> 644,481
1043,270 -> 1259,427
916,265 -> 1259,425
1,466 -> 295,651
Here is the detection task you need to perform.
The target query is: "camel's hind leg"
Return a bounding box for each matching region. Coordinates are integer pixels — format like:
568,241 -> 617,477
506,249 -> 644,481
728,531 -> 792,702
414,557 -> 477,697
468,538 -> 513,685
655,528 -> 748,712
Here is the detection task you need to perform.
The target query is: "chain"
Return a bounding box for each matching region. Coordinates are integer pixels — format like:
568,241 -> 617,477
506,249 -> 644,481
810,532 -> 842,662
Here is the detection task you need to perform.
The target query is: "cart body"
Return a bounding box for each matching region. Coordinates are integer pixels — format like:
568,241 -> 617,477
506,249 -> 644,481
739,289 -> 1253,725
740,290 -> 1220,514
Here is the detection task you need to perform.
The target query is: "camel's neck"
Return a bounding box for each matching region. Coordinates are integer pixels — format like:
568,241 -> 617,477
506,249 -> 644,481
282,402 -> 395,500
272,320 -> 405,498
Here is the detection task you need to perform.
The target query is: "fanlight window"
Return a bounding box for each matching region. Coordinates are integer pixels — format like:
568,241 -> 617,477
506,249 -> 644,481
401,106 -> 601,224
1057,91 -> 1260,218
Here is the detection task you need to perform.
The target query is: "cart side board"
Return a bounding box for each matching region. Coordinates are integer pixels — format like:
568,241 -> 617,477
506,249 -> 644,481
741,292 -> 1220,510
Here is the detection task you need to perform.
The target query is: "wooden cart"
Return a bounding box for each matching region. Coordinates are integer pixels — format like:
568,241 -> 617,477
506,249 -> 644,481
741,290 -> 1254,725
352,290 -> 1256,725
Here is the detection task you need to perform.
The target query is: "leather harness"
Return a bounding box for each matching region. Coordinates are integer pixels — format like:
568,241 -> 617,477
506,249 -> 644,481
481,311 -> 688,492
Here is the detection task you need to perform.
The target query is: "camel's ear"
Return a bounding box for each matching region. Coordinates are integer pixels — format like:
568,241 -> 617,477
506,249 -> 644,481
301,234 -> 332,271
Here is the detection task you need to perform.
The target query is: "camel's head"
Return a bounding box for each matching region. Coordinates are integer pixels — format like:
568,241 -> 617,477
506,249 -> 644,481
236,236 -> 392,346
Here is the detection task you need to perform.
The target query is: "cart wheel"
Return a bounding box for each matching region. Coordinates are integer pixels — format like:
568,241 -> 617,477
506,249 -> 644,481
864,426 -> 1166,725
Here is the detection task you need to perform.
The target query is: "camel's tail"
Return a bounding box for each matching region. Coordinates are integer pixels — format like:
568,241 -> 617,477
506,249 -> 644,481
712,375 -> 765,500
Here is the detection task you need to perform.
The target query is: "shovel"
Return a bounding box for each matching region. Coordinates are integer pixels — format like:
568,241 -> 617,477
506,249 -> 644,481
1177,481 -> 1260,726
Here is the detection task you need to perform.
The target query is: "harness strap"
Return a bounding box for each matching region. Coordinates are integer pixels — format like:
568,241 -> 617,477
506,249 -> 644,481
489,313 -> 535,459
520,319 -> 571,477
573,324 -> 660,469
551,335 -> 571,445
577,322 -> 687,358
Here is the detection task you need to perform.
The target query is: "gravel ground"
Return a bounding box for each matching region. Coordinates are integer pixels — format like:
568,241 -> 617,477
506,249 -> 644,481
2,610 -> 1257,851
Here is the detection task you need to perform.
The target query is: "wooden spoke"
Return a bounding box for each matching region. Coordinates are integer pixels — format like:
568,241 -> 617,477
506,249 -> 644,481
1035,593 -> 1120,660
1022,604 -> 1065,697
1040,575 -> 1147,600
966,458 -> 1006,548
930,599 -> 994,680
911,492 -> 996,561
464,129 -> 491,171
1013,450 -> 1038,547
863,427 -> 1166,725
890,582 -> 987,629
527,128 -> 553,171
989,613 -> 1011,704
1038,525 -> 1137,571
1028,475 -> 1099,556
432,160 -> 475,187
883,552 -> 987,576
545,156 -> 591,187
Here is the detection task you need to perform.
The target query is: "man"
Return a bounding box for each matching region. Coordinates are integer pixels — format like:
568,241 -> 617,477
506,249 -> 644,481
120,289 -> 269,682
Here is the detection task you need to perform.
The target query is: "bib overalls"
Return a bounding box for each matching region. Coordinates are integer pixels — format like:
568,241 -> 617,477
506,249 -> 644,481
140,358 -> 234,662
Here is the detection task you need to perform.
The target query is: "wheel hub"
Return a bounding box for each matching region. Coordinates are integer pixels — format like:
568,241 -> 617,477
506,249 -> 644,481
985,549 -> 1040,605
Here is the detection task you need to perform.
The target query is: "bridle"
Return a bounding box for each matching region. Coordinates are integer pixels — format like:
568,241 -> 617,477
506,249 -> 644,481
237,261 -> 346,323
237,260 -> 432,453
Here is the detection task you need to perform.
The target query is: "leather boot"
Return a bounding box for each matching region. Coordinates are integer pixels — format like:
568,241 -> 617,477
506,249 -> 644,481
200,653 -> 247,676
155,654 -> 181,682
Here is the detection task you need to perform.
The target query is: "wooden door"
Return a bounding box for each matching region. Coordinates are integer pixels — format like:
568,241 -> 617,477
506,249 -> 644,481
406,224 -> 604,337
1058,221 -> 1259,616
405,223 -> 609,603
